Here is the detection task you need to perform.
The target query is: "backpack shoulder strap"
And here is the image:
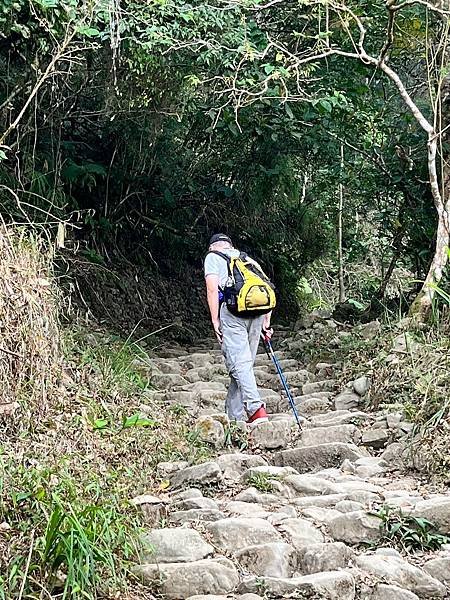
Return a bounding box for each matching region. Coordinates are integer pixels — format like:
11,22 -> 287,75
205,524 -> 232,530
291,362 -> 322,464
206,250 -> 233,279
208,250 -> 231,263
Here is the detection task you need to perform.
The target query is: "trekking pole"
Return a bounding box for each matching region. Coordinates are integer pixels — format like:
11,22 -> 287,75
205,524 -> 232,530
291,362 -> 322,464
261,333 -> 303,431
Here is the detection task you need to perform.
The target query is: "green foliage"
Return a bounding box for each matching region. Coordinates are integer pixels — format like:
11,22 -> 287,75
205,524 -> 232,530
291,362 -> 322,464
377,506 -> 450,552
1,0 -> 443,317
246,472 -> 279,493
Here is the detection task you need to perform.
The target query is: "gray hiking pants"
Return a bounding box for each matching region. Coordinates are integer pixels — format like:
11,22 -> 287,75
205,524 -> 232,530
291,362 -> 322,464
220,304 -> 265,421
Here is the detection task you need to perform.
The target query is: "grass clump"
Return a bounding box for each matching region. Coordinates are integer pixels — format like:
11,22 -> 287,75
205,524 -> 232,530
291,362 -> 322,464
377,505 -> 450,553
246,472 -> 279,493
0,464 -> 142,599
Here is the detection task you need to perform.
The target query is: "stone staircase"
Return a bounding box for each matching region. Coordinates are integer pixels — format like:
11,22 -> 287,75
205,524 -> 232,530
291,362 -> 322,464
133,322 -> 450,600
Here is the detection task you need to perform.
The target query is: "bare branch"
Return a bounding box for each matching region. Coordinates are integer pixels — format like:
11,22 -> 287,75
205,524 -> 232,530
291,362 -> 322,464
390,0 -> 450,16
378,6 -> 396,64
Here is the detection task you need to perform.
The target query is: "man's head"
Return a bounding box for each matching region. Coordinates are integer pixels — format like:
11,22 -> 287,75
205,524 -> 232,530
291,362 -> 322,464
209,233 -> 233,251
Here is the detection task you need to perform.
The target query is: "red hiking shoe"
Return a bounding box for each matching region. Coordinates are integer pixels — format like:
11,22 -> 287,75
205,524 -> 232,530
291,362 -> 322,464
247,406 -> 269,426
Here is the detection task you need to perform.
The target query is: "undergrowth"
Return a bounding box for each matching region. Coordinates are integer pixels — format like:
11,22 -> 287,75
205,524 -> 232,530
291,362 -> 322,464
295,313 -> 450,478
0,227 -> 60,413
1,323 -> 212,599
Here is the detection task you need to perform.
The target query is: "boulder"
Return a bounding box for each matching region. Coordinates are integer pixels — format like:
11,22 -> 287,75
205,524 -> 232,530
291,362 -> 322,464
294,494 -> 347,509
186,597 -> 229,600
328,511 -> 382,545
182,353 -> 214,368
301,507 -> 341,525
297,542 -> 356,574
274,443 -> 366,473
277,517 -> 324,548
171,462 -> 222,488
284,474 -> 342,496
130,494 -> 166,526
353,376 -> 370,396
243,465 -> 298,480
283,370 -> 311,387
224,501 -> 271,519
298,425 -> 361,447
151,360 -> 182,374
380,442 -> 407,470
386,412 -> 403,429
356,553 -> 447,598
184,381 -> 227,394
207,517 -> 282,552
217,453 -> 267,483
334,392 -> 361,411
278,359 -> 299,370
303,380 -> 336,395
361,428 -> 390,449
369,584 -> 419,599
153,373 -> 188,389
141,528 -> 213,563
249,420 -> 292,450
235,487 -> 285,506
234,542 -> 296,578
172,488 -> 203,500
296,396 -> 332,416
136,557 -> 239,599
164,391 -> 197,408
335,500 -> 365,513
173,497 -> 219,511
344,490 -> 381,505
358,320 -> 381,339
185,369 -> 202,383
411,497 -> 450,534
238,571 -> 355,599
194,417 -> 225,448
311,411 -> 370,427
335,479 -> 382,495
423,556 -> 450,585
170,509 -> 225,524
262,394 -> 282,413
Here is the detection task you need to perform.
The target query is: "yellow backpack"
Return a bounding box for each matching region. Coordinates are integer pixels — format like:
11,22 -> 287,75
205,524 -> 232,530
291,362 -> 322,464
211,251 -> 276,316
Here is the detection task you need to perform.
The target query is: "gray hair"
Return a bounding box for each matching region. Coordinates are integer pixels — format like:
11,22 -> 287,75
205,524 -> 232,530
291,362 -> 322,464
209,240 -> 233,251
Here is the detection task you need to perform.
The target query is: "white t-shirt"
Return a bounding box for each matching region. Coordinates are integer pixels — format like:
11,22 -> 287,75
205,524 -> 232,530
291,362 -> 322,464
204,249 -> 262,288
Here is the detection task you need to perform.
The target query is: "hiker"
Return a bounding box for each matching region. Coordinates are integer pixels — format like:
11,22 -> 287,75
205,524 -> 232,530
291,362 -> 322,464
204,233 -> 276,425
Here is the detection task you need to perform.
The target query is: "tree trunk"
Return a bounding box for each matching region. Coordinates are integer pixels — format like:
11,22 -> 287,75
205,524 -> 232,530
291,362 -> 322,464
410,32 -> 450,319
338,144 -> 345,303
410,135 -> 450,317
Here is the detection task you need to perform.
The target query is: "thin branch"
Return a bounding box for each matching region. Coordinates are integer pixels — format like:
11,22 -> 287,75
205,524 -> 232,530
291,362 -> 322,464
378,7 -> 396,64
390,0 -> 450,16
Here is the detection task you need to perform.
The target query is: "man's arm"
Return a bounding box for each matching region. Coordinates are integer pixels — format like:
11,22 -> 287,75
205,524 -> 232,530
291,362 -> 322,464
205,274 -> 223,342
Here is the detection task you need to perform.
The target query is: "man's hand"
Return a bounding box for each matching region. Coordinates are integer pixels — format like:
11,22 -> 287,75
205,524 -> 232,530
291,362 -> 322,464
212,319 -> 223,343
263,313 -> 273,341
263,326 -> 273,341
